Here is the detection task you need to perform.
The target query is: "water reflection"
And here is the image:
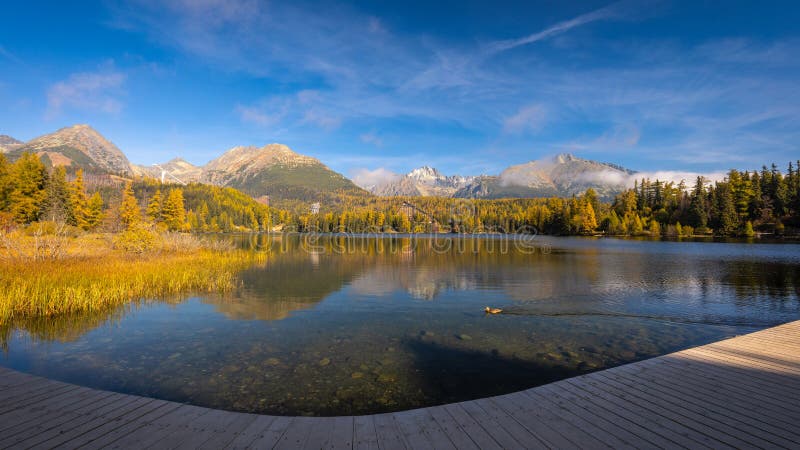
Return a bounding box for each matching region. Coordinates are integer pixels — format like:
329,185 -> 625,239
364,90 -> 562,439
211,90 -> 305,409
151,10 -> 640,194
1,235 -> 798,416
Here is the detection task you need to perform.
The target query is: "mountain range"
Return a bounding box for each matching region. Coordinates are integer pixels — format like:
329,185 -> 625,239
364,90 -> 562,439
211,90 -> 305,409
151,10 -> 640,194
2,124 -> 637,202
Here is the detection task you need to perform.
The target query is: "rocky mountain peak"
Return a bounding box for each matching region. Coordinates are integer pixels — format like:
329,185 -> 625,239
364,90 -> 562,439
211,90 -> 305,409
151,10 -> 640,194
13,124 -> 132,173
554,153 -> 578,164
407,166 -> 443,180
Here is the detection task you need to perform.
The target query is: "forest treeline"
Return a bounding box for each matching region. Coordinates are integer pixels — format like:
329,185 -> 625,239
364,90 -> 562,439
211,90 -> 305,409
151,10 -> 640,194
287,162 -> 800,237
0,153 -> 279,233
1,152 -> 798,237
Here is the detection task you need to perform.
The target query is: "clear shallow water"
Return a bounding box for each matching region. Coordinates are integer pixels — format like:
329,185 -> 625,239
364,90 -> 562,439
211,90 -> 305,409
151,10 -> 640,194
2,235 -> 799,416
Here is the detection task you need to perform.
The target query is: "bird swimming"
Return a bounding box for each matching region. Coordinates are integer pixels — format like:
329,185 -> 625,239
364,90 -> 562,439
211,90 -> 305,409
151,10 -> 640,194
485,307 -> 503,314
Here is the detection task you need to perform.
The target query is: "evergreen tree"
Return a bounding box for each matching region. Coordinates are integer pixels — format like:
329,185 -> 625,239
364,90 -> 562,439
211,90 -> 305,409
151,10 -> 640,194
9,152 -> 48,223
0,154 -> 11,211
714,183 -> 739,236
85,193 -> 104,230
43,166 -> 71,222
688,177 -> 707,230
162,189 -> 186,231
146,189 -> 163,223
580,200 -> 598,233
68,170 -> 90,228
119,182 -> 141,229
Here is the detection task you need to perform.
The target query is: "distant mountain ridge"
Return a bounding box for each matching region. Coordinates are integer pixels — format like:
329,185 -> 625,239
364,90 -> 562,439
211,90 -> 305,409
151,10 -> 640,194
368,154 -> 634,200
457,153 -> 634,200
132,158 -> 203,183
0,135 -> 23,153
6,124 -> 635,203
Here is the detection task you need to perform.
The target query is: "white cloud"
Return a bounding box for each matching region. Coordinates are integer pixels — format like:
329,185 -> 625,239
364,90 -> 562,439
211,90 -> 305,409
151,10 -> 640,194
235,104 -> 282,127
46,68 -> 126,118
503,104 -> 546,134
360,132 -> 383,147
302,109 -> 341,130
350,167 -> 401,189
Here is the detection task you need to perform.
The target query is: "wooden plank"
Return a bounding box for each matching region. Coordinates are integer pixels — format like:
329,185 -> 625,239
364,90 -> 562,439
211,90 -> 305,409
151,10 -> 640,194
75,401 -> 184,450
525,386 -> 637,449
196,412 -> 258,449
426,405 -> 481,450
701,345 -> 800,370
652,355 -> 800,411
283,417 -> 328,450
539,381 -> 678,449
596,363 -> 799,448
488,391 -> 588,449
38,396 -> 160,449
246,415 -> 292,449
0,378 -> 73,411
12,392 -> 130,449
106,404 -> 212,449
127,405 -> 216,449
353,415 -> 378,450
443,402 -> 510,450
172,408 -> 254,450
0,385 -> 88,430
372,413 -> 407,450
221,415 -> 276,450
391,409 -> 447,449
686,346 -> 800,375
669,351 -> 800,395
582,371 -> 758,448
470,397 -> 546,448
662,353 -> 800,404
637,356 -> 800,427
327,415 -> 355,450
564,376 -> 720,449
3,394 -> 152,449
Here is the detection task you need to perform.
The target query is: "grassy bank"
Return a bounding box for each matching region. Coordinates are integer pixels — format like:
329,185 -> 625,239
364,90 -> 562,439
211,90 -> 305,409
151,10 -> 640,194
0,228 -> 263,324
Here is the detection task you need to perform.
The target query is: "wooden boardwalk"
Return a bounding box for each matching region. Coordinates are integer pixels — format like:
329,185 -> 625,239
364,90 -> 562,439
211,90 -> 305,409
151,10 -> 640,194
1,320 -> 799,449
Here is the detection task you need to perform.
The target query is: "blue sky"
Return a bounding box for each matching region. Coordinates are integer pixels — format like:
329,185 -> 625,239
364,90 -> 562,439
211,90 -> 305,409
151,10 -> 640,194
1,0 -> 799,184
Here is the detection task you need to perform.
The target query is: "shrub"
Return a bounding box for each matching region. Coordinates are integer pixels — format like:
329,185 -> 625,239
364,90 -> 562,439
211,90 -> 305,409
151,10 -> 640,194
113,225 -> 160,254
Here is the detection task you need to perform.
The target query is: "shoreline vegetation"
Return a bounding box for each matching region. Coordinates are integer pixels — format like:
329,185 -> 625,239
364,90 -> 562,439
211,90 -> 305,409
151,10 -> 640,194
0,228 -> 265,324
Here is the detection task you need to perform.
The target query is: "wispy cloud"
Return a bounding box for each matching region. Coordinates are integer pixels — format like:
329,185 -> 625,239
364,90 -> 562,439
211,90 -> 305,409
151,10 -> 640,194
360,132 -> 383,147
235,104 -> 284,127
503,104 -> 546,134
46,67 -> 126,118
483,1 -> 628,55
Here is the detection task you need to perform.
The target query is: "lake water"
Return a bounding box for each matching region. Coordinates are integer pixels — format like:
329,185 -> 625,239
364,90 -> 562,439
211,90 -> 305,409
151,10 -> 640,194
2,235 -> 799,416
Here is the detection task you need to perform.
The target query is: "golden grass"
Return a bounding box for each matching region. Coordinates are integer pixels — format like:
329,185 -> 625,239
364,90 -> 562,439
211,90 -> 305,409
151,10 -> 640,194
0,231 -> 264,324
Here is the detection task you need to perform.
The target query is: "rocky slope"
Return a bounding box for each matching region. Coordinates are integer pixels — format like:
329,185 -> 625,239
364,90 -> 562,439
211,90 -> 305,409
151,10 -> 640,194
132,158 -> 203,183
200,144 -> 368,202
9,125 -> 132,174
371,166 -> 477,197
0,135 -> 23,153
